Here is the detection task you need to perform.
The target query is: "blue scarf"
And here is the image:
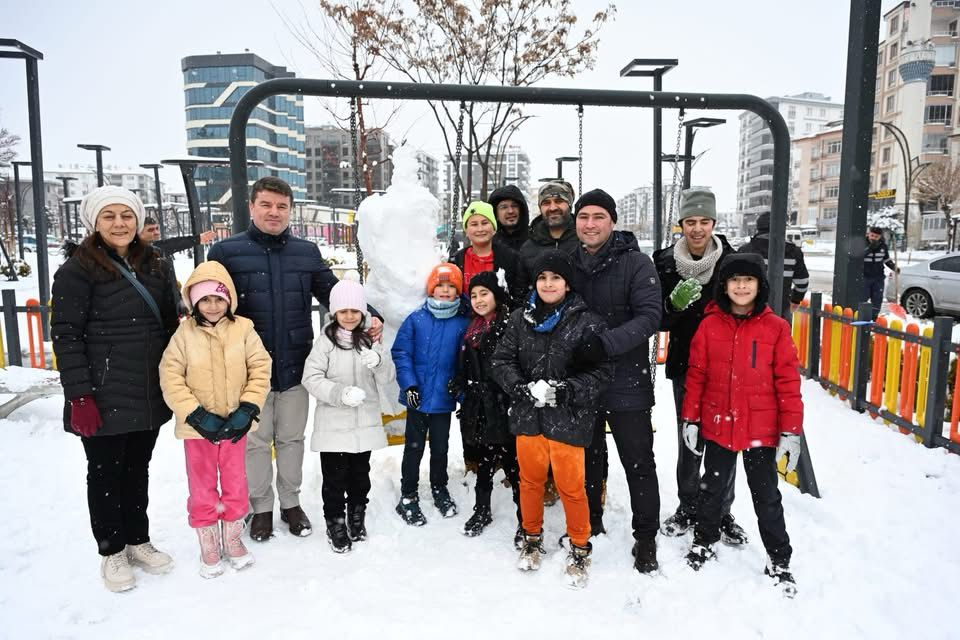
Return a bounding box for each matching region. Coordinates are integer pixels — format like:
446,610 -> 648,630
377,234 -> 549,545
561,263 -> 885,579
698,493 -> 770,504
427,297 -> 461,319
524,290 -> 567,334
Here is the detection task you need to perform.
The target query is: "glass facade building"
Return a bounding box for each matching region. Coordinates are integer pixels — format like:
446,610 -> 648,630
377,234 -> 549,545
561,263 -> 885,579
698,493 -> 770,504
181,53 -> 306,205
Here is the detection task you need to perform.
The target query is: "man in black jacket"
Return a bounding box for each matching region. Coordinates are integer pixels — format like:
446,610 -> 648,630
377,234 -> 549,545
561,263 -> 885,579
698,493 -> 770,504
864,226 -> 899,319
488,184 -> 530,252
207,177 -> 382,543
569,189 -> 663,574
139,216 -> 216,256
514,181 -> 580,300
738,212 -> 810,321
652,187 -> 747,546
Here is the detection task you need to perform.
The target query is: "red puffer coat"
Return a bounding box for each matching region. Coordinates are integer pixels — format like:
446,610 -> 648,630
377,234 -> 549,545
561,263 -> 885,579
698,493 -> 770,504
681,301 -> 803,451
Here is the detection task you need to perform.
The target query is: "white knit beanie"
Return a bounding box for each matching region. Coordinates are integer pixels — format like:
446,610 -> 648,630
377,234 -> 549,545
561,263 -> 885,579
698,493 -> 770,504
79,186 -> 147,234
329,279 -> 366,314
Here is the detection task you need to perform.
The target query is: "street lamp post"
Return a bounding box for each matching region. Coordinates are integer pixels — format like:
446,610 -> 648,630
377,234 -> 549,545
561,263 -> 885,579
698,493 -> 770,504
77,144 -> 111,187
620,58 -> 679,251
55,176 -> 77,241
680,117 -> 726,189
140,163 -> 166,239
877,121 -> 926,251
12,161 -> 30,259
555,156 -> 580,182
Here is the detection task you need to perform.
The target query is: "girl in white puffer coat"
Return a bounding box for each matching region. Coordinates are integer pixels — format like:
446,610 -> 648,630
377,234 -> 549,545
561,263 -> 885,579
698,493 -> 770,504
301,276 -> 398,554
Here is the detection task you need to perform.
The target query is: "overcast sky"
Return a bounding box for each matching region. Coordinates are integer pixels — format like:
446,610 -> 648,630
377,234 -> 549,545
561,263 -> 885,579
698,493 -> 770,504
0,0 -> 903,212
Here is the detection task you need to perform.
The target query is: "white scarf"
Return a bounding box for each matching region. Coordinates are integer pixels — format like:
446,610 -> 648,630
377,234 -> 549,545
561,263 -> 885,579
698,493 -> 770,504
673,236 -> 723,284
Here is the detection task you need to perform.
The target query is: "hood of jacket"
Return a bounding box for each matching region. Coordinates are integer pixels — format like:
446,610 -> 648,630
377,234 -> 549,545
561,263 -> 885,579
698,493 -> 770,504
489,185 -> 530,234
526,212 -> 578,247
182,259 -> 239,314
711,252 -> 770,317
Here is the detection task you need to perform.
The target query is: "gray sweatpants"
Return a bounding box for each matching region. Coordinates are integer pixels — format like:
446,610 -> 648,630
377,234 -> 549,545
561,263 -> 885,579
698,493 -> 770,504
246,385 -> 310,513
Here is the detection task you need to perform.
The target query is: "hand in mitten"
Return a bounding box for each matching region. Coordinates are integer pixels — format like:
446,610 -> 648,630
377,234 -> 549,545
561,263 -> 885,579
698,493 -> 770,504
341,386 -> 367,407
359,348 -> 381,369
405,386 -> 421,410
682,421 -> 703,455
186,406 -> 227,444
776,433 -> 802,473
574,335 -> 606,365
669,278 -> 703,311
220,402 -> 260,443
511,381 -> 545,408
69,395 -> 103,438
543,381 -> 570,407
447,378 -> 463,399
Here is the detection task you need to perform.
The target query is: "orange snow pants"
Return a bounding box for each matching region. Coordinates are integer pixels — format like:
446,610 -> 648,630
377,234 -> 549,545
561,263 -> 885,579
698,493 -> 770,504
516,434 -> 590,547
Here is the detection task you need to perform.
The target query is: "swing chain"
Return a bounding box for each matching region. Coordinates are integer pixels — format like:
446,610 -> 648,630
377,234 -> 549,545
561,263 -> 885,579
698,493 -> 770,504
349,98 -> 365,283
448,101 -> 467,257
577,105 -> 584,198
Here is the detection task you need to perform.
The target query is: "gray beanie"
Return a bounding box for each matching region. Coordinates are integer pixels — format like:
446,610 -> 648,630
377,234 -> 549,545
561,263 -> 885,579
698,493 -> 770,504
679,187 -> 717,221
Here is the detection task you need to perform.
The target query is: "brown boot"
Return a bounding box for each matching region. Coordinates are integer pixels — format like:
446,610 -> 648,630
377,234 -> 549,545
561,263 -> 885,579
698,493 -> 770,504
280,505 -> 313,537
249,511 -> 273,542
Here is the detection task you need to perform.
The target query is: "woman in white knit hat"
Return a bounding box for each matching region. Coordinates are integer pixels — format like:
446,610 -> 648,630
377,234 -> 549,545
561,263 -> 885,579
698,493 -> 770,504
51,185 -> 180,592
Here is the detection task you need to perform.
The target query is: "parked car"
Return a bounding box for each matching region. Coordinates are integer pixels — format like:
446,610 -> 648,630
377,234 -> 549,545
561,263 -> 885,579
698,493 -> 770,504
885,252 -> 960,318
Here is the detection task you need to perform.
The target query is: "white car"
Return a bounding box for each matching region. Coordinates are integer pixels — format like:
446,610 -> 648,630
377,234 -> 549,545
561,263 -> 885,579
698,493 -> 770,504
885,252 -> 960,318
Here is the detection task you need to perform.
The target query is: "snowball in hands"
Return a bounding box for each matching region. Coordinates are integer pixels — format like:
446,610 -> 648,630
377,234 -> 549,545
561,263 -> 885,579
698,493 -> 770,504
529,380 -> 552,408
340,386 -> 367,407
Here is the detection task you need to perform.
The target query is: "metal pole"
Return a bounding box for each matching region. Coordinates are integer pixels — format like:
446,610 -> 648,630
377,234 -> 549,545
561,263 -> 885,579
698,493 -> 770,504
177,163 -> 204,267
13,163 -> 24,259
25,56 -> 50,340
833,0 -> 882,309
2,289 -> 23,366
95,150 -> 104,187
682,127 -> 695,190
151,166 -> 165,238
921,316 -> 952,447
653,71 -> 664,251
556,158 -> 563,180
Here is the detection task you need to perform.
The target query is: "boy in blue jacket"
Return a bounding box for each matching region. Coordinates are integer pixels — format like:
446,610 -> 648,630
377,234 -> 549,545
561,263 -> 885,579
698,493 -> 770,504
392,263 -> 470,525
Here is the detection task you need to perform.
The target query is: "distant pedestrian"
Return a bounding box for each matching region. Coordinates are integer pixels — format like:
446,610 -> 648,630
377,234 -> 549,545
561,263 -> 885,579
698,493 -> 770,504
863,226 -> 899,319
739,211 -> 809,321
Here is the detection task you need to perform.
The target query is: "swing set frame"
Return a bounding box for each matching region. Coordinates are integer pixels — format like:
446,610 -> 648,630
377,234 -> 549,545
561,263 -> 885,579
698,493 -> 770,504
226,78 -> 791,316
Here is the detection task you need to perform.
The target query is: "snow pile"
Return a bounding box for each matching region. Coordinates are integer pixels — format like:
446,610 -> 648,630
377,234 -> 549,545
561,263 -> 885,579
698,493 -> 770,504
0,365 -> 60,392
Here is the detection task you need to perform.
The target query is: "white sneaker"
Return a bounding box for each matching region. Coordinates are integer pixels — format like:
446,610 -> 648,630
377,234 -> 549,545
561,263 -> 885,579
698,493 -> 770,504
101,551 -> 136,592
222,519 -> 255,570
126,542 -> 174,575
197,525 -> 224,579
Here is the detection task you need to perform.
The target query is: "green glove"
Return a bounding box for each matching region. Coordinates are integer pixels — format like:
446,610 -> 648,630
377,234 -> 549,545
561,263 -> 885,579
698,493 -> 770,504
670,278 -> 703,311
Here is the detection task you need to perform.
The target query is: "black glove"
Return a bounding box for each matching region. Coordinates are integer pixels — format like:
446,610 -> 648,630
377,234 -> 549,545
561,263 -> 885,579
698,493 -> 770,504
220,401 -> 260,444
543,381 -> 570,407
186,406 -> 227,444
447,378 -> 463,398
574,335 -> 606,365
405,386 -> 421,410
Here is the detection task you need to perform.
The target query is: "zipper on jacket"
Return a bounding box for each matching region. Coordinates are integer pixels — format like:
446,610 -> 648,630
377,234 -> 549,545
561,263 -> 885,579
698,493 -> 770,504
100,345 -> 114,387
751,340 -> 757,369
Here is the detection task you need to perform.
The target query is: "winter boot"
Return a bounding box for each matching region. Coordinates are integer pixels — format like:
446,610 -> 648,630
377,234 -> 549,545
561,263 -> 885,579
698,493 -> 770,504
564,541 -> 593,590
685,542 -> 717,571
280,505 -> 313,537
249,511 -> 273,542
660,508 -> 695,536
513,524 -> 525,551
463,505 -> 493,537
222,519 -> 255,570
347,505 -> 367,542
631,538 -> 659,574
196,524 -> 224,579
720,513 -> 749,546
517,531 -> 546,571
396,494 -> 427,526
765,558 -> 798,598
126,542 -> 174,575
432,486 -> 458,518
100,550 -> 136,593
590,515 -> 606,537
325,518 -> 352,554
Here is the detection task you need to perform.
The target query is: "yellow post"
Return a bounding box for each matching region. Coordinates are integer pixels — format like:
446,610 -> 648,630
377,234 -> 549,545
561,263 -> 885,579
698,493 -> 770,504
828,305 -> 843,395
883,319 -> 903,426
0,321 -> 5,369
792,307 -> 803,354
915,326 -> 934,443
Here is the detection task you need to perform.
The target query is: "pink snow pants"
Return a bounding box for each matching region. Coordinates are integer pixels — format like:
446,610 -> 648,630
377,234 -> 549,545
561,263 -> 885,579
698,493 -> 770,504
184,437 -> 249,528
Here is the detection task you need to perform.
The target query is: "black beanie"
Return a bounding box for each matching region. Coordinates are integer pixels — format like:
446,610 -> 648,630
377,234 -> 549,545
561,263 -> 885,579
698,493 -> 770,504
533,250 -> 575,289
755,212 -> 770,233
468,270 -> 512,310
714,252 -> 769,313
574,188 -> 618,222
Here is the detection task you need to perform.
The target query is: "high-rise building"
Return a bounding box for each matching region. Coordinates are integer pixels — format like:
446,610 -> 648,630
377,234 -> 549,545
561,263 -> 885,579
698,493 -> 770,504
444,145 -> 531,210
304,125 -> 393,207
181,52 -> 305,204
416,150 -> 440,199
736,92 -> 844,227
792,125 -> 844,239
615,184 -> 683,238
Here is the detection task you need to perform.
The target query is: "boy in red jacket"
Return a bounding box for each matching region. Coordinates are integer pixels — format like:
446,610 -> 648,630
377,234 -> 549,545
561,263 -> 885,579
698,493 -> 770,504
680,252 -> 802,597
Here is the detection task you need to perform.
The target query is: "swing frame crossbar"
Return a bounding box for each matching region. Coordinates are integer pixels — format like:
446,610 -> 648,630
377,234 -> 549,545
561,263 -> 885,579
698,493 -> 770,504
227,78 -> 791,316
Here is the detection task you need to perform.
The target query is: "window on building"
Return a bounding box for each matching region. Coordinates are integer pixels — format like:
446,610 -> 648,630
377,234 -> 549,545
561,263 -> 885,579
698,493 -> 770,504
878,49 -> 884,66
885,95 -> 896,113
827,140 -> 842,154
926,104 -> 954,123
825,185 -> 840,199
935,43 -> 957,67
874,102 -> 880,116
811,144 -> 821,159
923,132 -> 949,153
880,172 -> 889,189
805,122 -> 812,133
788,106 -> 796,118
806,107 -> 813,116
809,186 -> 819,201
823,207 -> 838,219
810,167 -> 820,181
929,74 -> 956,96
889,43 -> 899,62
819,108 -> 826,118
888,69 -> 897,88
881,146 -> 891,164
890,16 -> 899,34
826,163 -> 841,177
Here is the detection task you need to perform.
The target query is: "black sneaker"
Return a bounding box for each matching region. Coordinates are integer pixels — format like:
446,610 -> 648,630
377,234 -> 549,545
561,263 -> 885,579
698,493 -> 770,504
765,559 -> 798,598
720,514 -> 749,546
325,518 -> 352,553
685,543 -> 717,571
395,495 -> 427,526
347,505 -> 367,542
660,509 -> 695,536
631,538 -> 659,574
514,524 -> 524,551
432,487 -> 458,518
463,506 -> 493,537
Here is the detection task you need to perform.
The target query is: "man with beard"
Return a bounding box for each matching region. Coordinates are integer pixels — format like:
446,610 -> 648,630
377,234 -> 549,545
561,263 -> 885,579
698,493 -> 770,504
488,185 -> 530,252
514,181 -> 579,300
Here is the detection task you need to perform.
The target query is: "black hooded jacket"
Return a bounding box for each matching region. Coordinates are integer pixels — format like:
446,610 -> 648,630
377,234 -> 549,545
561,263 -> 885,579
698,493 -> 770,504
489,185 -> 530,252
514,213 -> 580,300
455,311 -> 513,446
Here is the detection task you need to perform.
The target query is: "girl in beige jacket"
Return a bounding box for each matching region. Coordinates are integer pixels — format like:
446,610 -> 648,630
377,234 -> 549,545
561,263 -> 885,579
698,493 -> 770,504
159,260 -> 271,578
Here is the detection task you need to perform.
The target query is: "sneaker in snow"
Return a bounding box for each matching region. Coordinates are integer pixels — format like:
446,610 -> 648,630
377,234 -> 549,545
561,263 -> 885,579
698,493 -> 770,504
685,542 -> 717,571
631,538 -> 659,574
101,551 -> 136,593
196,524 -> 224,579
720,514 -> 749,546
396,495 -> 427,526
346,505 -> 367,542
325,518 -> 352,554
518,531 -> 546,571
432,487 -> 458,518
765,560 -> 798,598
660,509 -> 695,537
564,541 -> 592,590
126,542 -> 173,575
222,519 -> 255,570
463,506 -> 493,537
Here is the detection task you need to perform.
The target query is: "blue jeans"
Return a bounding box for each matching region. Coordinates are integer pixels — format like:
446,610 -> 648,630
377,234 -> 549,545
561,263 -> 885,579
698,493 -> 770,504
400,409 -> 452,496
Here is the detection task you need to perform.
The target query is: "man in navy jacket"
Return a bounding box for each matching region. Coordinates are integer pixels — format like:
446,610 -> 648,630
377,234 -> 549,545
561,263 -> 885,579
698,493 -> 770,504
207,177 -> 382,542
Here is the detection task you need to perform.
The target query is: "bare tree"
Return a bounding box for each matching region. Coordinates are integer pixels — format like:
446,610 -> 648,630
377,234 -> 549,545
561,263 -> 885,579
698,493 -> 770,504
0,127 -> 19,164
914,160 -> 960,249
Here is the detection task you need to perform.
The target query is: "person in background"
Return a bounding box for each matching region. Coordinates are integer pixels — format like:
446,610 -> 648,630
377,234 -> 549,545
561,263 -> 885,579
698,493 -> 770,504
139,216 -> 217,256
863,226 -> 899,319
738,211 -> 809,322
488,184 -> 530,252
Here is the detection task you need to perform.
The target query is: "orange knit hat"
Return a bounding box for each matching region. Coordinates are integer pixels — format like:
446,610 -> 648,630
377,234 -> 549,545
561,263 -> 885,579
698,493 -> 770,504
426,263 -> 463,296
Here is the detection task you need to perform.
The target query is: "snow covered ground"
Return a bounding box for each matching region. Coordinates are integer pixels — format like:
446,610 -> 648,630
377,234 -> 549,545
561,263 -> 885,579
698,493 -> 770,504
1,373 -> 957,639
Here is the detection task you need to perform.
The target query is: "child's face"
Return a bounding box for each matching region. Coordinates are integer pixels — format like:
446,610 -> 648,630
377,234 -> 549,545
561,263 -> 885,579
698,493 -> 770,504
536,271 -> 569,305
470,286 -> 497,316
432,282 -> 459,302
197,295 -> 229,323
726,275 -> 759,309
336,308 -> 363,331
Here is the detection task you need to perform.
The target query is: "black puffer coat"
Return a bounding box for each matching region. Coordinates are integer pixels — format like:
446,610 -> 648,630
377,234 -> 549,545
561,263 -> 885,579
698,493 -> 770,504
571,231 -> 662,410
51,243 -> 179,436
455,312 -> 512,446
652,234 -> 735,380
489,293 -> 612,447
489,185 -> 530,252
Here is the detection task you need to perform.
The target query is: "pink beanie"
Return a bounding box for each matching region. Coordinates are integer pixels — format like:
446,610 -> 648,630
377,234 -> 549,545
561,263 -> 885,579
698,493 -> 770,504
189,280 -> 231,307
329,279 -> 366,314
